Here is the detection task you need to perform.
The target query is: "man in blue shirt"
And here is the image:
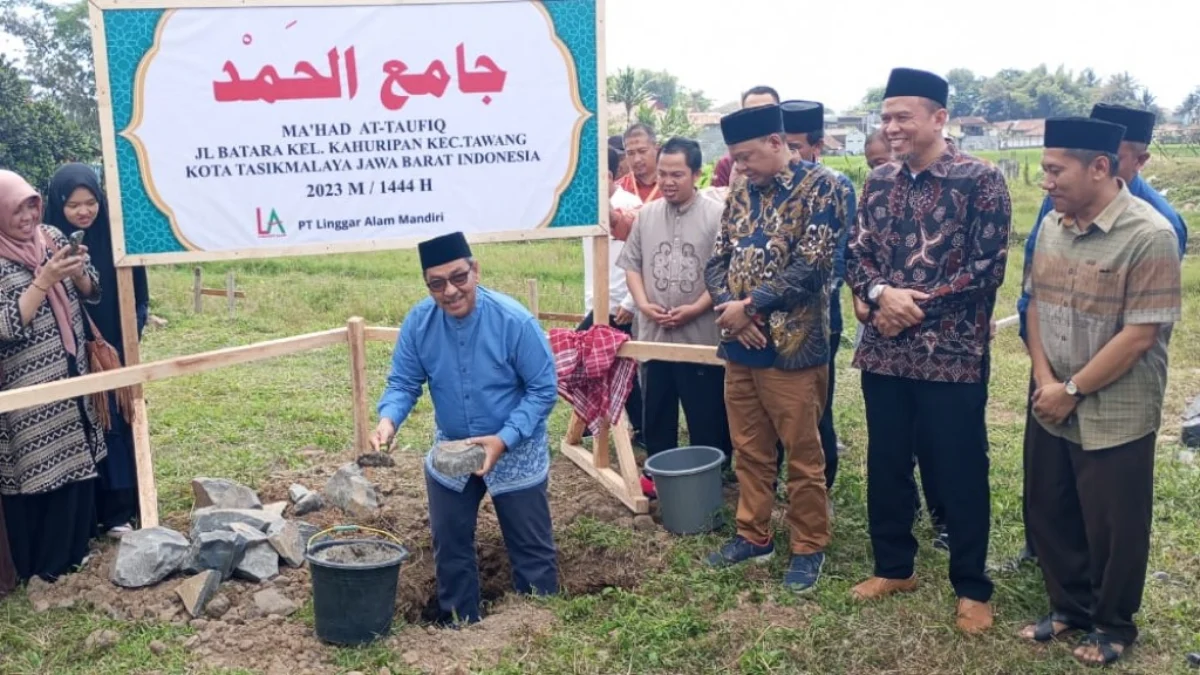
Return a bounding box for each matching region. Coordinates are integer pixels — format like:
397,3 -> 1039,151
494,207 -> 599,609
780,100 -> 855,496
1012,103 -> 1187,565
371,231 -> 559,625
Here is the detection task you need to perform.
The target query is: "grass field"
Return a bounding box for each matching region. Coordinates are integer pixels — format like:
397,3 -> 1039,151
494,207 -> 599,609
1,153 -> 1199,674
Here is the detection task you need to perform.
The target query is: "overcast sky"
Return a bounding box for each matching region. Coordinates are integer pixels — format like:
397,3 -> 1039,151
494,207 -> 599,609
605,0 -> 1195,112
3,0 -> 1194,113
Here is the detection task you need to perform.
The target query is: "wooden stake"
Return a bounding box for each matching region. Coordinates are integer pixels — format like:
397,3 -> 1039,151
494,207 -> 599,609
118,268 -> 159,528
591,236 -> 609,326
347,317 -> 370,454
526,278 -> 539,320
192,266 -> 202,313
226,271 -> 236,318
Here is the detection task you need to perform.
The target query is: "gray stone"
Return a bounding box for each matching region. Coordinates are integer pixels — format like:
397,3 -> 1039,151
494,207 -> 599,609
234,541 -> 279,582
430,440 -> 485,477
190,507 -> 282,539
1187,652 -> 1200,668
1183,420 -> 1200,448
325,463 -> 380,518
263,501 -> 288,517
176,570 -> 221,618
85,629 -> 120,652
191,478 -> 262,510
632,515 -> 657,532
1152,571 -> 1171,582
288,483 -> 311,503
268,521 -> 306,568
181,531 -> 245,580
292,492 -> 324,516
294,521 -> 321,545
149,640 -> 167,656
252,588 -> 298,617
204,594 -> 231,619
228,522 -> 269,544
111,527 -> 190,588
356,452 -> 395,468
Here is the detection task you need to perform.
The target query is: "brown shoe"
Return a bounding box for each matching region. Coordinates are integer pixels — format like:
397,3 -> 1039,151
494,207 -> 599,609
956,598 -> 994,634
850,575 -> 918,601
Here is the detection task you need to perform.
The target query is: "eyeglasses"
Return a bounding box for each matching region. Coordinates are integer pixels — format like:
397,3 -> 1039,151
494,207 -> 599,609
425,269 -> 472,293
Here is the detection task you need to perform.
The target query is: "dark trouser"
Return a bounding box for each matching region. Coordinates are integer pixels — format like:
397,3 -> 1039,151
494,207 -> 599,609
776,332 -> 840,490
3,478 -> 97,582
861,371 -> 993,603
425,472 -> 558,624
1019,376 -> 1038,557
1026,423 -> 1154,645
642,360 -> 732,467
578,311 -> 643,431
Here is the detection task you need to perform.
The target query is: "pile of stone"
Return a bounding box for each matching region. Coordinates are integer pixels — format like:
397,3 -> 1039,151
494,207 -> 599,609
110,464 -> 381,619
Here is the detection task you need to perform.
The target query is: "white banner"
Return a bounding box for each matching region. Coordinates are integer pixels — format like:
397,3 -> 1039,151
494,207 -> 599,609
121,2 -> 592,253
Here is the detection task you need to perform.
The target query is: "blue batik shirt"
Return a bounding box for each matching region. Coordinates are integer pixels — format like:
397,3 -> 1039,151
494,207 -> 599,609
1017,174 -> 1187,340
377,286 -> 558,496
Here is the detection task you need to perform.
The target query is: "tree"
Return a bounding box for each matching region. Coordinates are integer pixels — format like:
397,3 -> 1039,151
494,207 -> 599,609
658,103 -> 697,139
685,89 -> 712,112
0,0 -> 98,144
639,69 -> 679,110
860,85 -> 886,110
606,67 -> 650,125
1176,88 -> 1200,122
946,68 -> 981,118
0,56 -> 98,190
634,102 -> 657,129
1097,72 -> 1141,108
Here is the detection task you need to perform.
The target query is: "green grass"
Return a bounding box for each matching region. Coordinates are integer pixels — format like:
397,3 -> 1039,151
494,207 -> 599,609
2,157 -> 1200,674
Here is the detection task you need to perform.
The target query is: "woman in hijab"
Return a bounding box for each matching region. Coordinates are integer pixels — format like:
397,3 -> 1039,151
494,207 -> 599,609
45,164 -> 149,538
0,169 -> 106,582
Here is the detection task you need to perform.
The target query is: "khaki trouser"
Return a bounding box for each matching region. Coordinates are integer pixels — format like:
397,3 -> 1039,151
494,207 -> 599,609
725,362 -> 829,554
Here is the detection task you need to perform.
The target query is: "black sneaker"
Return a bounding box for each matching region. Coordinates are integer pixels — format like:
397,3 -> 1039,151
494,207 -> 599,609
932,527 -> 950,554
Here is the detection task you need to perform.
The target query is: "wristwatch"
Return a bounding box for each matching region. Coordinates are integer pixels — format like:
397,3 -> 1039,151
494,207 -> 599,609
867,282 -> 887,306
1064,379 -> 1085,400
743,299 -> 757,318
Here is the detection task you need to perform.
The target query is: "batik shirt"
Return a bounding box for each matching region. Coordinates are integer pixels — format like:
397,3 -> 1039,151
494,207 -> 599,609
704,161 -> 851,371
847,143 -> 1011,384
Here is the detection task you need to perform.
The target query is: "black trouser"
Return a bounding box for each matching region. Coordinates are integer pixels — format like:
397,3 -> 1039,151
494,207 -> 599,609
1019,376 -> 1038,557
577,311 -> 643,432
642,360 -> 732,468
861,371 -> 993,603
776,332 -> 839,489
1027,424 -> 1154,645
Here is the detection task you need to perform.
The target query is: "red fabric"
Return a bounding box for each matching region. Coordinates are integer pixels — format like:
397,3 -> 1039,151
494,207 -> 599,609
712,154 -> 733,188
549,325 -> 636,434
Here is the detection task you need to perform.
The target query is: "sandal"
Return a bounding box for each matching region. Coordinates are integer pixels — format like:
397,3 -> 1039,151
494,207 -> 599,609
1074,632 -> 1126,667
1022,612 -> 1088,642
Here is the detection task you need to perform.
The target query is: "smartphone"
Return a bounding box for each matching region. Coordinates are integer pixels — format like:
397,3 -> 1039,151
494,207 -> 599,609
68,230 -> 85,255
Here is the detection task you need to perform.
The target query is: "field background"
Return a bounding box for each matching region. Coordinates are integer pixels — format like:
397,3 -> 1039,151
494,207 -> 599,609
1,149 -> 1199,674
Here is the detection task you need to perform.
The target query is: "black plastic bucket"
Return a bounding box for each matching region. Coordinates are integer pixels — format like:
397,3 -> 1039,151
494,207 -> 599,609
644,445 -> 726,535
306,532 -> 409,645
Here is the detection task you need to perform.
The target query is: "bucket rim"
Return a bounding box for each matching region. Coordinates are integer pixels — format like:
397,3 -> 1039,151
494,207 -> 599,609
643,445 -> 726,477
305,538 -> 410,571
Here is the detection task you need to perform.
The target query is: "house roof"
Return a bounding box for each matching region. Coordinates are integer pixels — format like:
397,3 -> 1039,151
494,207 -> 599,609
952,116 -> 989,126
992,119 -> 1045,136
688,112 -> 723,127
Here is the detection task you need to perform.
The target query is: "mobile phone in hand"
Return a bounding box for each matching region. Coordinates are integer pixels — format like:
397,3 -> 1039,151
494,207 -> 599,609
68,230 -> 85,255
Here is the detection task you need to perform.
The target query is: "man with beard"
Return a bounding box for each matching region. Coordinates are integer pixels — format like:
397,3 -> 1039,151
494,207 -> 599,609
846,68 -> 1010,633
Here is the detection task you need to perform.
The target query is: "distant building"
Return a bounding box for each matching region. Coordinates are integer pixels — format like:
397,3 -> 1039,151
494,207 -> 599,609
991,119 -> 1045,149
828,128 -> 865,155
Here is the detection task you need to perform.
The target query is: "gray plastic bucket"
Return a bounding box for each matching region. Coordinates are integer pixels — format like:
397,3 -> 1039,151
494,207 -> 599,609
643,445 -> 726,535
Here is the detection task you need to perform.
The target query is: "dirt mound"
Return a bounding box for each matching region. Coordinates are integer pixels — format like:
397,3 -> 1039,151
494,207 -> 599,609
28,451 -> 667,674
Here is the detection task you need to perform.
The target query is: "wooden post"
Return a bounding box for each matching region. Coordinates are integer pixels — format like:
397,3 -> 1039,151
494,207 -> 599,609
591,236 -> 609,326
118,268 -> 159,528
225,271 -> 236,318
192,267 -> 202,313
526,278 -> 539,320
347,317 -> 370,454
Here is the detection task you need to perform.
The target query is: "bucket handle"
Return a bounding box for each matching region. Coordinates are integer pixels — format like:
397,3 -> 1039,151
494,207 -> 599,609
306,524 -> 405,554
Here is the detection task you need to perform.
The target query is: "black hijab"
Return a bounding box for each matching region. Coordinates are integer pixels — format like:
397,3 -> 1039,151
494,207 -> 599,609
44,164 -> 149,361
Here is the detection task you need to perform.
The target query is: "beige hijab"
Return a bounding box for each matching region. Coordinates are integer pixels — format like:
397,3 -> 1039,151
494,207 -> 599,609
0,170 -> 77,356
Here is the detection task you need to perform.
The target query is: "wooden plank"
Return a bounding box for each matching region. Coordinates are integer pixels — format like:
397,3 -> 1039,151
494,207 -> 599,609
593,415 -> 610,469
538,312 -> 586,324
118,268 -> 159,528
561,441 -> 649,514
565,411 -> 586,446
365,326 -> 399,344
192,267 -> 202,312
591,235 -> 609,327
199,288 -> 246,299
610,414 -> 643,496
0,328 -> 348,414
346,317 -> 370,454
619,341 -> 723,366
225,271 -> 236,317
526,278 -> 539,319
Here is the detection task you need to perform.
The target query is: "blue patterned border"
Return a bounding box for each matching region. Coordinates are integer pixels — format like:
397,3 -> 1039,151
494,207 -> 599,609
102,0 -> 599,257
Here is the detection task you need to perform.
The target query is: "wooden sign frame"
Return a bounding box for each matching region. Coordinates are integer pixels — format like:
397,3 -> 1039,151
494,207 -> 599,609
83,0 -> 638,526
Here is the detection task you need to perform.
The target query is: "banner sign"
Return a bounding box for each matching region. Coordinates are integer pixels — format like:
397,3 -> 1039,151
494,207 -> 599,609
90,0 -> 604,265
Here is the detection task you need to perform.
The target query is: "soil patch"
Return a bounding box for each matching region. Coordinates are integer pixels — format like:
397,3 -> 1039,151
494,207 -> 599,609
309,541 -> 404,566
26,451 -> 669,674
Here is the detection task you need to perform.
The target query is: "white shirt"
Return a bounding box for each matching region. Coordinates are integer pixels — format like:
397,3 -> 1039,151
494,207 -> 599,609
583,186 -> 641,315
